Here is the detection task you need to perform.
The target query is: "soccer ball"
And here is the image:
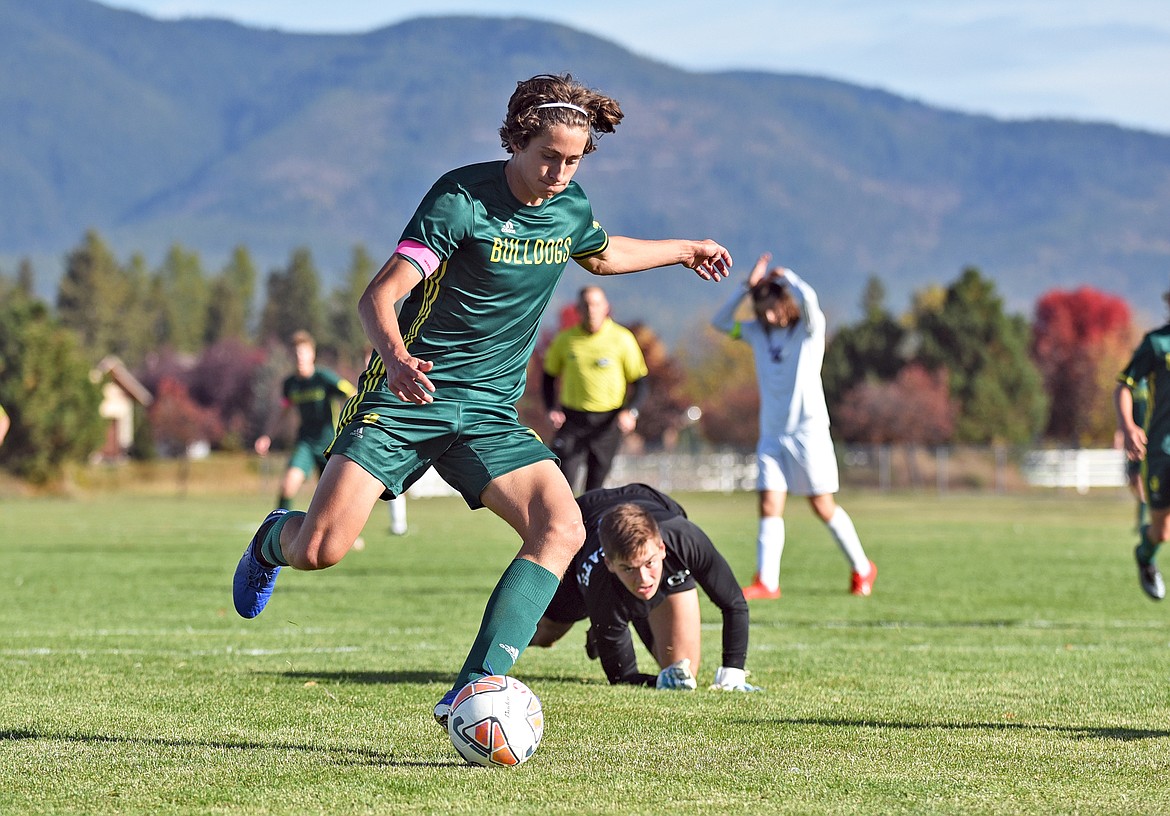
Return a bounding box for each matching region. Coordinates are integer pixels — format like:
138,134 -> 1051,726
447,674 -> 543,767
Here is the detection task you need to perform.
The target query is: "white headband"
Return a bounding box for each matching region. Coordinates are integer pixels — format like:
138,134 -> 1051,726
536,102 -> 589,116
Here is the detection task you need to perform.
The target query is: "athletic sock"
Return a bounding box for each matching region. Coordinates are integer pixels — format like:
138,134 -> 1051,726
1137,524 -> 1160,564
258,511 -> 300,567
389,495 -> 408,534
278,497 -> 292,511
757,517 -> 784,591
452,558 -> 560,689
826,506 -> 870,575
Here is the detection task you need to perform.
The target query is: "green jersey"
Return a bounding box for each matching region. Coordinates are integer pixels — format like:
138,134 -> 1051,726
1119,325 -> 1170,453
283,368 -> 354,446
357,161 -> 608,407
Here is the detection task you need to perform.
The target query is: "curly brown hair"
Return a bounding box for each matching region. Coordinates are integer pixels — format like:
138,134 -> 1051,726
499,73 -> 624,155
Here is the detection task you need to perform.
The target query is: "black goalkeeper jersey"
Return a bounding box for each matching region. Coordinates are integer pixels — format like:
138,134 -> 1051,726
568,484 -> 750,685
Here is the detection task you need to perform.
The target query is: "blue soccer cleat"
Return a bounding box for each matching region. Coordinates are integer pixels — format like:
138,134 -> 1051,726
233,509 -> 288,618
433,687 -> 459,730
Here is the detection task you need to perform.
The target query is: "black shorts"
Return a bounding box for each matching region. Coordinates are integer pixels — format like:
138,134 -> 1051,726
543,574 -> 588,624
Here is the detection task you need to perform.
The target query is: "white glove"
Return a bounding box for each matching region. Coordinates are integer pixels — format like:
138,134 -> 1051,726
709,666 -> 763,692
656,658 -> 698,691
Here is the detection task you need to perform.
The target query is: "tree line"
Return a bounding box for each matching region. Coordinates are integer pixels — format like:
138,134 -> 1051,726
0,230 -> 1142,485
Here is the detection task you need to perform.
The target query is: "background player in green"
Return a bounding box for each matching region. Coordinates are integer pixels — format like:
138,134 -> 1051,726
542,285 -> 648,493
1116,288 -> 1170,601
253,330 -> 356,511
232,73 -> 732,729
1122,377 -> 1150,532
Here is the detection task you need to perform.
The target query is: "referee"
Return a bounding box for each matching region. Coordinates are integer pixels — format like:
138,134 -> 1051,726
542,286 -> 648,493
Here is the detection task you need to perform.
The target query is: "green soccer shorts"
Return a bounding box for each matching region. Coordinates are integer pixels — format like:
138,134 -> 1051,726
328,397 -> 556,509
287,438 -> 328,477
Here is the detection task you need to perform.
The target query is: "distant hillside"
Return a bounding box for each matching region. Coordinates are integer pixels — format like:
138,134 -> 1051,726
3,0 -> 1170,338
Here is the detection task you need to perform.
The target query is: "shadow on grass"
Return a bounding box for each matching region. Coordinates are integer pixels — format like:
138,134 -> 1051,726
0,728 -> 460,768
743,717 -> 1170,741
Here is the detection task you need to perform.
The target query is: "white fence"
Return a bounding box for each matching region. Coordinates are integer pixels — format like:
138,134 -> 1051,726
405,447 -> 1128,497
1019,448 -> 1127,493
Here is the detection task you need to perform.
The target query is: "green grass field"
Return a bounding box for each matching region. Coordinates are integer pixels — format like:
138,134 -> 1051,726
2,485 -> 1168,815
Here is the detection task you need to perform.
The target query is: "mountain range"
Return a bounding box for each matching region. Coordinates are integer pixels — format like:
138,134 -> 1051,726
4,0 -> 1170,339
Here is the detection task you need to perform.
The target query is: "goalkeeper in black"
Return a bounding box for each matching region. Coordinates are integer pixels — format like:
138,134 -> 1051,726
531,483 -> 760,691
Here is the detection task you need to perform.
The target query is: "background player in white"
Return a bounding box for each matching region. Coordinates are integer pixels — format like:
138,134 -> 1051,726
711,252 -> 876,599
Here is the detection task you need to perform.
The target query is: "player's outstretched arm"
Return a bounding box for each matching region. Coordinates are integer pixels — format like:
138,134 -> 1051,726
577,237 -> 732,281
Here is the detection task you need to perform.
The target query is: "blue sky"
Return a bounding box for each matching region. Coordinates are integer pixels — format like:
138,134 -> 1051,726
105,1 -> 1170,135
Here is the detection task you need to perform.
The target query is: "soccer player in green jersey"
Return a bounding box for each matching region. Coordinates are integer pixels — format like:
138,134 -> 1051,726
232,73 -> 732,728
1116,292 -> 1170,601
1124,378 -> 1150,531
254,331 -> 356,511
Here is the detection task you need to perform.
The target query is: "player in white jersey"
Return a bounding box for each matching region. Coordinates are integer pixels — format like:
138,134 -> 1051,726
711,252 -> 876,599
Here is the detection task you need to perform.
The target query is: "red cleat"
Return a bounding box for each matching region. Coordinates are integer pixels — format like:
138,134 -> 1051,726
741,574 -> 781,600
851,561 -> 877,596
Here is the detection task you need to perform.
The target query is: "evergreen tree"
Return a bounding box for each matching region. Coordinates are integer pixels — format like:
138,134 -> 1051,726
205,245 -> 257,346
258,247 -> 323,345
915,267 -> 1047,445
326,244 -> 375,372
823,275 -> 907,409
56,229 -> 126,360
0,286 -> 104,483
154,243 -> 210,352
16,258 -> 35,295
115,253 -> 156,368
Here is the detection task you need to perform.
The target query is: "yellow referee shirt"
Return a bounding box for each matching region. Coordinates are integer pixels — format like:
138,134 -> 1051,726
543,318 -> 648,412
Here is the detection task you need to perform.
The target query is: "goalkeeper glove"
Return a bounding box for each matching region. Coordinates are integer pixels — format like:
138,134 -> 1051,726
709,666 -> 763,692
655,658 -> 698,691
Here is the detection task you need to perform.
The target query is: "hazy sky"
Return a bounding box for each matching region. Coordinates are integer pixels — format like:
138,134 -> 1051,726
105,1 -> 1170,135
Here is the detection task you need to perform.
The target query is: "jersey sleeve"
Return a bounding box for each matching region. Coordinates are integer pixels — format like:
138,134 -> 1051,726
621,328 -> 649,382
397,177 -> 474,272
665,519 -> 750,670
711,282 -> 749,337
584,581 -> 654,685
1119,335 -> 1157,387
567,186 -> 609,259
783,269 -> 825,339
319,368 -> 356,400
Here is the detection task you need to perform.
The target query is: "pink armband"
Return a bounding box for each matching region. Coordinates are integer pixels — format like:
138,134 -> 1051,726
395,239 -> 441,278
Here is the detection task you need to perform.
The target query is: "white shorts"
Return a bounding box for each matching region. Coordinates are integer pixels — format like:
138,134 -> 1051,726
756,426 -> 839,496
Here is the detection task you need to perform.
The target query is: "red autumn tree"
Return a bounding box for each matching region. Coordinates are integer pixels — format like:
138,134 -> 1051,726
834,364 -> 956,446
1031,287 -> 1135,445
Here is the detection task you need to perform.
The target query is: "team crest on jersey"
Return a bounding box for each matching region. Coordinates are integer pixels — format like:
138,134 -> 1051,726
361,413 -> 380,424
501,220 -> 517,234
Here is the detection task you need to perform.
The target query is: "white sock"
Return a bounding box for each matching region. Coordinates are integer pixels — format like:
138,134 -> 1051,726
826,506 -> 868,574
389,495 -> 408,534
757,516 -> 785,590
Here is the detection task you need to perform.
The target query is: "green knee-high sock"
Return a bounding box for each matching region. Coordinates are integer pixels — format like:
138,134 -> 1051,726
258,511 -> 301,567
1137,524 -> 1160,564
452,558 -> 560,689
277,496 -> 292,511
